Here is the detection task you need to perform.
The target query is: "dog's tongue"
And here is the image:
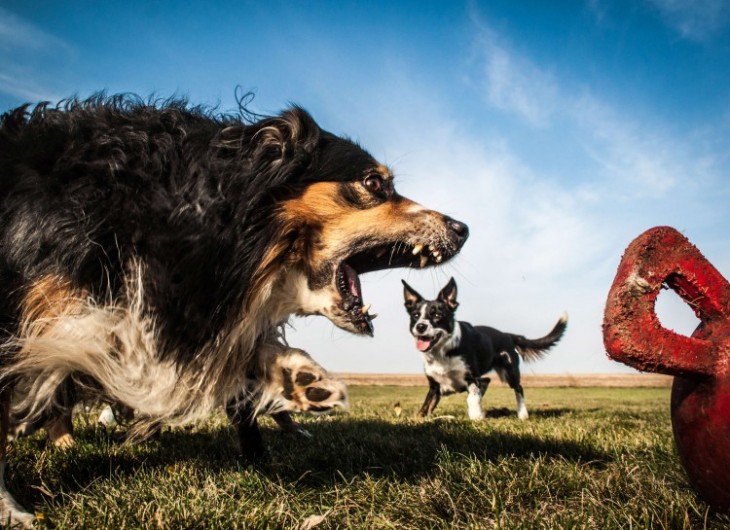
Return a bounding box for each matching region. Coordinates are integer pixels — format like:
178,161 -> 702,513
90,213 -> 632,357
416,338 -> 432,352
341,262 -> 362,300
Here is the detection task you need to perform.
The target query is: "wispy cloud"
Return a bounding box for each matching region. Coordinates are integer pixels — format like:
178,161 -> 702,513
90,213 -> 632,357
0,72 -> 62,103
0,7 -> 74,104
644,0 -> 730,41
472,23 -> 559,127
470,14 -> 708,198
569,93 -> 682,195
0,7 -> 72,53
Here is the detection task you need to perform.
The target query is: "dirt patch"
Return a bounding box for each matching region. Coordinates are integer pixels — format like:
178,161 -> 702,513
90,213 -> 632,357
335,373 -> 673,388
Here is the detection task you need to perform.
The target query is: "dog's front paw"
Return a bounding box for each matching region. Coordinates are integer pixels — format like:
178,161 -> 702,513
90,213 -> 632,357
266,348 -> 348,414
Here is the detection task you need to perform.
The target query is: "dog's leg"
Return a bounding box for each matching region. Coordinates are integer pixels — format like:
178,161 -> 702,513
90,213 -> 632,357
501,356 -> 529,420
225,393 -> 266,463
466,381 -> 484,420
513,384 -> 528,420
45,408 -> 75,448
0,388 -> 35,528
418,377 -> 440,417
44,377 -> 79,448
271,411 -> 312,438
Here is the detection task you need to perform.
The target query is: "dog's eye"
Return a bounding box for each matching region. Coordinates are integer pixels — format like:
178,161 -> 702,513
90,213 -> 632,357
363,174 -> 384,195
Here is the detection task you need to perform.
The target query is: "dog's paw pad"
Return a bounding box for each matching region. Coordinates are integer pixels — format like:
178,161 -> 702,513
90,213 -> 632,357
275,349 -> 348,413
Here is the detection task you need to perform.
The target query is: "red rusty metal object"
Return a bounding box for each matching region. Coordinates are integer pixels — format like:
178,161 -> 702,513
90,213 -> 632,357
603,226 -> 730,512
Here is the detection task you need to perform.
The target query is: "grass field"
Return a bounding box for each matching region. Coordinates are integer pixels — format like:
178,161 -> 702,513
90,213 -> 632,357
6,385 -> 730,529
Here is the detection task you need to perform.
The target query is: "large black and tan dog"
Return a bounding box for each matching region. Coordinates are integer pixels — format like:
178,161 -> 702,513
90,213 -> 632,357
0,94 -> 468,525
403,278 -> 565,421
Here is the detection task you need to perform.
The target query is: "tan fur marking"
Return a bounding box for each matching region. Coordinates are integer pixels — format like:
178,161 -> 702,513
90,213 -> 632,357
375,164 -> 393,180
280,181 -> 422,231
279,181 -> 445,261
21,276 -> 85,334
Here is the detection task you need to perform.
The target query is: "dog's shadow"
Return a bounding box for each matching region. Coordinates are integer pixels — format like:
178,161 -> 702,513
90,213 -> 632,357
11,410 -> 609,509
485,407 -> 573,418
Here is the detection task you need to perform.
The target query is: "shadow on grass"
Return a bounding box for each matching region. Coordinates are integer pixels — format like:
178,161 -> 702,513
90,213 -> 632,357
10,412 -> 611,508
483,407 -> 573,418
266,417 -> 609,485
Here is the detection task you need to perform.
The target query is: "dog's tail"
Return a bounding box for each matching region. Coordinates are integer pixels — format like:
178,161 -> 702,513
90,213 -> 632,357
512,312 -> 568,362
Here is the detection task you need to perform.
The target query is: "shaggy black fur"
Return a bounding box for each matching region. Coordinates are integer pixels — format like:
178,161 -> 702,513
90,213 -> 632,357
0,94 -> 377,363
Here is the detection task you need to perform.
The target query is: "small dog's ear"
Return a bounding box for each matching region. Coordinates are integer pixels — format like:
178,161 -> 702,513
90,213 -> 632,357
438,277 -> 459,310
402,280 -> 423,312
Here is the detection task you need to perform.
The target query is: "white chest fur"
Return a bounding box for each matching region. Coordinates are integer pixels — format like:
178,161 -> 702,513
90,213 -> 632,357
421,323 -> 467,394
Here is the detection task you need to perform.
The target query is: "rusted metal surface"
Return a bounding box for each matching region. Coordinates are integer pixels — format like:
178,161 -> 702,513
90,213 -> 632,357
603,226 -> 730,512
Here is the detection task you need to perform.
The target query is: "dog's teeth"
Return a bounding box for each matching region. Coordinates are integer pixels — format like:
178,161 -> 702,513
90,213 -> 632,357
375,248 -> 387,258
411,243 -> 424,256
436,255 -> 443,263
369,313 -> 378,320
420,255 -> 428,268
361,304 -> 371,314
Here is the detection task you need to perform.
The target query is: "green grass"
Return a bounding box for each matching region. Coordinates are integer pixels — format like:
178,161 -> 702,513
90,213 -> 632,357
7,385 -> 729,529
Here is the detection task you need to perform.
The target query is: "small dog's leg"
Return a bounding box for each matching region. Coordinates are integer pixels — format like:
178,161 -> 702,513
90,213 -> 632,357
226,394 -> 266,463
0,389 -> 35,528
418,377 -> 441,417
466,382 -> 484,420
514,385 -> 529,420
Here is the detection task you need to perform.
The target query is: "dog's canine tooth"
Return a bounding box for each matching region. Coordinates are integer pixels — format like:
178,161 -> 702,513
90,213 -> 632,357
361,304 -> 371,314
420,255 -> 428,268
411,243 -> 424,256
369,313 -> 378,320
436,255 -> 443,263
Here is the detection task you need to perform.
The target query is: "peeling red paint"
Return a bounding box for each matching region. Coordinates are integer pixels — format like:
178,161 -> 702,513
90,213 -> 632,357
603,226 -> 730,512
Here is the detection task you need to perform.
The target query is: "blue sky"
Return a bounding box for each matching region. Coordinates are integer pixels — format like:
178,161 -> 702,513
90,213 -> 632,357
2,0 -> 730,374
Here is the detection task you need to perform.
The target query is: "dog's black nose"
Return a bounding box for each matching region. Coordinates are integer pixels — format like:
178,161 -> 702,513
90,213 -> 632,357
446,217 -> 469,242
415,323 -> 428,333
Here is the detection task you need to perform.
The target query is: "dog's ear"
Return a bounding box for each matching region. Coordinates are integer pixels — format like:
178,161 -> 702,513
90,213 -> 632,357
220,106 -> 320,180
438,277 -> 459,311
402,280 -> 423,312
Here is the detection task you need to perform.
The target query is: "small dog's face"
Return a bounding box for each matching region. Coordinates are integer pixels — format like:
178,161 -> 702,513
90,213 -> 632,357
402,278 -> 459,353
276,132 -> 469,336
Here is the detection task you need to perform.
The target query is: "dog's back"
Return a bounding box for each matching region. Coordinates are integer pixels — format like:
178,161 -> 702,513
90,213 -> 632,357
475,312 -> 567,362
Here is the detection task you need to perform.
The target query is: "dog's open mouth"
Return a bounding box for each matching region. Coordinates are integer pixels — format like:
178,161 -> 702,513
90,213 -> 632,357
415,332 -> 442,352
336,240 -> 457,336
336,262 -> 375,335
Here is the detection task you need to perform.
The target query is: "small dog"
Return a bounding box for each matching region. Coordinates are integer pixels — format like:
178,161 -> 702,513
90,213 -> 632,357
402,278 -> 566,421
0,94 -> 468,526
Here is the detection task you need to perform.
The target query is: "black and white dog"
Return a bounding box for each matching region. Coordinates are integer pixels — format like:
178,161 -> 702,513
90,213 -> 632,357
402,278 -> 567,421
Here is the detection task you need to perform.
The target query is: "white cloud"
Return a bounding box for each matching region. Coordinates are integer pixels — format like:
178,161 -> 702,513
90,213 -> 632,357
0,72 -> 62,103
0,7 -> 74,104
569,93 -> 682,195
645,0 -> 730,41
471,22 -> 559,127
471,16 -> 706,199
